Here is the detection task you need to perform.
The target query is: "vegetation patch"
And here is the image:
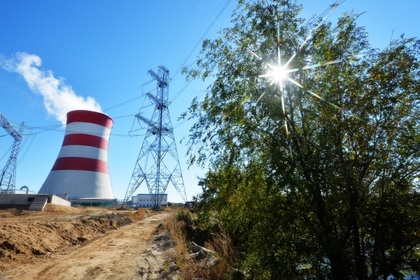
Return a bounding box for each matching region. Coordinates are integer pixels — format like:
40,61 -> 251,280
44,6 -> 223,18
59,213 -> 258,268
166,209 -> 240,279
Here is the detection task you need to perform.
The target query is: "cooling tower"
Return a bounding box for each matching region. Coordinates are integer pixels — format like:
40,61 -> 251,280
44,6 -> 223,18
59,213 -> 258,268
38,110 -> 114,199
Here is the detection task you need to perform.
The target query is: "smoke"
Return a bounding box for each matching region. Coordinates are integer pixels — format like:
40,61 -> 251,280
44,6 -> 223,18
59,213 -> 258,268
1,52 -> 102,125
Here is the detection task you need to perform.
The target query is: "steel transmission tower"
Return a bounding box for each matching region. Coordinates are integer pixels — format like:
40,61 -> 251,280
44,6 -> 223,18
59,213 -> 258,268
0,113 -> 23,193
124,66 -> 187,208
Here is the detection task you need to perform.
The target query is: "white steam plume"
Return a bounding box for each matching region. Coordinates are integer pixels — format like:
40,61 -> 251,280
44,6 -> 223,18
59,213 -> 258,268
1,52 -> 102,125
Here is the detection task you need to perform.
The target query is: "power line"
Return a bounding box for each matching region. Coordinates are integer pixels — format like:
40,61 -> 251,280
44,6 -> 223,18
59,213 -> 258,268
171,0 -> 233,85
102,73 -> 157,113
17,133 -> 36,165
103,95 -> 144,112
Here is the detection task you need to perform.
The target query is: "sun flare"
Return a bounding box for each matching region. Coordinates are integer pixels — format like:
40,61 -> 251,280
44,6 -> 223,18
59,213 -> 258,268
266,64 -> 289,86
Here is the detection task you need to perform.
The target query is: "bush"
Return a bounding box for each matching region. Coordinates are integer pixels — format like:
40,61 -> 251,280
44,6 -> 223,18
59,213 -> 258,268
167,209 -> 239,279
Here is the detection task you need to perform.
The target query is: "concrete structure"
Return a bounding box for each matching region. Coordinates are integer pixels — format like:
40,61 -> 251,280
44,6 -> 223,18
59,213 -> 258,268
0,193 -> 71,211
132,193 -> 167,208
38,110 -> 114,200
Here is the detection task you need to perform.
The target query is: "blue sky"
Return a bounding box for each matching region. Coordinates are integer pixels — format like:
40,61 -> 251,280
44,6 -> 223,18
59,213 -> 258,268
0,0 -> 419,202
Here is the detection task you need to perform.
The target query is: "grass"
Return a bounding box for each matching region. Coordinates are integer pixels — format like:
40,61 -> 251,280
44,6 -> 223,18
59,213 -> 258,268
166,209 -> 237,279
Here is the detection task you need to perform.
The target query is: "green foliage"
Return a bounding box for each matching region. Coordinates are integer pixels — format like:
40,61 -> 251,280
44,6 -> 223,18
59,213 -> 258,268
184,0 -> 420,279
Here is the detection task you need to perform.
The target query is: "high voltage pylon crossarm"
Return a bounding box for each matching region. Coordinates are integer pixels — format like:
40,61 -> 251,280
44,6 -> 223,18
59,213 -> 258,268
135,113 -> 172,135
148,66 -> 169,88
0,113 -> 22,142
146,92 -> 168,109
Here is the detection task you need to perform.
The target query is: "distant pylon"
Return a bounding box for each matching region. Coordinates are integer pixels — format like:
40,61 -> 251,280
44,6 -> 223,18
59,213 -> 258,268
0,113 -> 23,193
123,66 -> 187,208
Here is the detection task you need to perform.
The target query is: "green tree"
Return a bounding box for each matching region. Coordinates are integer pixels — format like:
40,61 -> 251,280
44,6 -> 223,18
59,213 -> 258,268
184,0 -> 420,279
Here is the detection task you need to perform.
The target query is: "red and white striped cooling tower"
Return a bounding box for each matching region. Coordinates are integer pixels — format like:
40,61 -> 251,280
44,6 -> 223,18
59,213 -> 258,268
38,110 -> 114,199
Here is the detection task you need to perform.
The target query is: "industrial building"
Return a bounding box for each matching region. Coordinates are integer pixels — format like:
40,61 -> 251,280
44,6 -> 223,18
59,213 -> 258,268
132,193 -> 167,208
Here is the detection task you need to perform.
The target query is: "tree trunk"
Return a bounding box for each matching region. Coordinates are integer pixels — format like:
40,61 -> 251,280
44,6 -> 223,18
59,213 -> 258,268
329,252 -> 350,280
349,185 -> 368,279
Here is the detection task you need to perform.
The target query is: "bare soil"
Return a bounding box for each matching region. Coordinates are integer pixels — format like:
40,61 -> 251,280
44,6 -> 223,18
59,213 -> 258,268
0,204 -> 178,280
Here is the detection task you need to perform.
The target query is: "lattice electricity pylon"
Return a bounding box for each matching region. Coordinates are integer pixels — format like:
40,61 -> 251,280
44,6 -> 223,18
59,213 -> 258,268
123,66 -> 187,208
0,113 -> 23,193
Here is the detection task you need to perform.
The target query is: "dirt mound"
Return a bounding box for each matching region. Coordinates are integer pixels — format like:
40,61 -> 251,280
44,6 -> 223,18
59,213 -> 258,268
0,208 -> 23,218
43,203 -> 83,213
0,206 -> 144,269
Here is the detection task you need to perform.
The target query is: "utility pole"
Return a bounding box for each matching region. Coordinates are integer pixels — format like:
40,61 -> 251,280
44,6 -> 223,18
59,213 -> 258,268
124,66 -> 187,208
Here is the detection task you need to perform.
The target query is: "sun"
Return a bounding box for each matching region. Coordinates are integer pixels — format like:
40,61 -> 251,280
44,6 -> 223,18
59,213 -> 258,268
264,64 -> 290,86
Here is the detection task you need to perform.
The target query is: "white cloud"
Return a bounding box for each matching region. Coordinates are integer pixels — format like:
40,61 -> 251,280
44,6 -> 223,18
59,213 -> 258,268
1,52 -> 102,125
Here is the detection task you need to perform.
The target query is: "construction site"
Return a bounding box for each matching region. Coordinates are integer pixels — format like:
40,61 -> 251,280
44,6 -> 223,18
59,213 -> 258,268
0,203 -> 179,279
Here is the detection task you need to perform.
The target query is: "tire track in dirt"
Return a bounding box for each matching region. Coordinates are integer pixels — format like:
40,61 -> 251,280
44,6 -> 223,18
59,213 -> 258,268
2,212 -> 176,280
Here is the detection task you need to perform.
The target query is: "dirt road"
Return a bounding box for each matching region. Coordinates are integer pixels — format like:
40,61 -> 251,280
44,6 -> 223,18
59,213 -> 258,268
0,210 -> 177,280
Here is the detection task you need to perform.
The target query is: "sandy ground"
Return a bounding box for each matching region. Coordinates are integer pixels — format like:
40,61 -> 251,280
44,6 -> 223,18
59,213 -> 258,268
0,205 -> 178,280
